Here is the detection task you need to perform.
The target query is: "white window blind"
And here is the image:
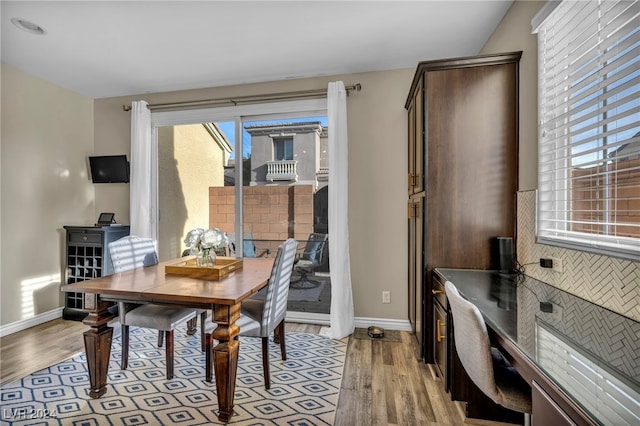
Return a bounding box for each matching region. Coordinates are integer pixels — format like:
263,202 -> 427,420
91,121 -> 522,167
537,324 -> 640,425
534,0 -> 640,261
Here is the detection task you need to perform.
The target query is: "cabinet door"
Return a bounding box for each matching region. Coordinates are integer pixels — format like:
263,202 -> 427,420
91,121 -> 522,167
433,299 -> 447,384
532,381 -> 577,426
425,63 -> 518,271
408,196 -> 424,354
408,200 -> 417,332
407,78 -> 424,194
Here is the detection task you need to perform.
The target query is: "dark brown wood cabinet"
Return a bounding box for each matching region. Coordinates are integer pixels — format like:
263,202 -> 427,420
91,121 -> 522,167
532,381 -> 578,426
405,51 -> 521,361
433,294 -> 447,381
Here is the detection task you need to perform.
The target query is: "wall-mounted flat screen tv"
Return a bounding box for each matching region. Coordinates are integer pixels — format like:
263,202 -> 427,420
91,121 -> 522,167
89,155 -> 130,183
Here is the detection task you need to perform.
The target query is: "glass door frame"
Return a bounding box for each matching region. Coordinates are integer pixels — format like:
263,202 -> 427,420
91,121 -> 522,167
150,98 -> 327,256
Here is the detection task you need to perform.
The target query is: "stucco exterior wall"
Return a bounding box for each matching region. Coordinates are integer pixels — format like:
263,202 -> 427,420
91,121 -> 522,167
158,124 -> 226,261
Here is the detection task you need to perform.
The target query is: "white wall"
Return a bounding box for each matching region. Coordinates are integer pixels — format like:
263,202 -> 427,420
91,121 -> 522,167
1,63 -> 94,326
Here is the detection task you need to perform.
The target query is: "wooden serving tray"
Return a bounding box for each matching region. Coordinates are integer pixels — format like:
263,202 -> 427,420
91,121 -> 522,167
165,257 -> 243,280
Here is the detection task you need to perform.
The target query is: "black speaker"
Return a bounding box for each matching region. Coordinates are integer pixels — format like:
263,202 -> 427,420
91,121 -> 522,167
492,237 -> 514,274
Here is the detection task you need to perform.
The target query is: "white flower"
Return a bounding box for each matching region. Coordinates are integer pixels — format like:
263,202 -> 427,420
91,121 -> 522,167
184,228 -> 204,248
185,227 -> 229,250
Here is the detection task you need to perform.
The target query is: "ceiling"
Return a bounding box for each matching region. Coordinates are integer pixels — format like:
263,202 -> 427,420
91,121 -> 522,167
1,1 -> 513,99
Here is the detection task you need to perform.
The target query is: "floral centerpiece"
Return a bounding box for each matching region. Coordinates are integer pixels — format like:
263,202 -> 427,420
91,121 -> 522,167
184,228 -> 229,267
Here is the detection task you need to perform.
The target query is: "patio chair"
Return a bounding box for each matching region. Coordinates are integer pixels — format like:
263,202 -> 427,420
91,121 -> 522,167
290,233 -> 328,288
228,232 -> 270,258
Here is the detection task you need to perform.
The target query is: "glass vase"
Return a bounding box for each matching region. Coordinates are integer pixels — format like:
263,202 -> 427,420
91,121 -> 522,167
198,248 -> 216,267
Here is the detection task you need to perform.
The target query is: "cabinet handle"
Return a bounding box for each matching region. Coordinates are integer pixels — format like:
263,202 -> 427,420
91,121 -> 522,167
408,173 -> 415,188
432,289 -> 444,295
437,320 -> 446,342
408,203 -> 414,219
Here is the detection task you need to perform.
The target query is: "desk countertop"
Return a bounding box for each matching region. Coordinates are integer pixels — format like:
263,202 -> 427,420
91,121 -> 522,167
435,268 -> 640,426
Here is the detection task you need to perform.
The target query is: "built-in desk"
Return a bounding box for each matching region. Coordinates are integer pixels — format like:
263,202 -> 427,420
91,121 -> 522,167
434,268 -> 639,426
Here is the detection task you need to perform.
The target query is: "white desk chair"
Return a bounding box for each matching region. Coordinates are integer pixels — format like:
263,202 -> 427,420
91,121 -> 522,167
445,281 -> 532,425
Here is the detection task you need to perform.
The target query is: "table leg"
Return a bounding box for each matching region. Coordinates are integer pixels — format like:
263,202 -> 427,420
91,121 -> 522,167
211,303 -> 241,423
81,294 -> 114,399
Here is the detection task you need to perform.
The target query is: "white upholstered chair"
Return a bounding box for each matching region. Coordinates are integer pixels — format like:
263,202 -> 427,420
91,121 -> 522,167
205,238 -> 298,388
109,236 -> 202,379
445,281 -> 532,424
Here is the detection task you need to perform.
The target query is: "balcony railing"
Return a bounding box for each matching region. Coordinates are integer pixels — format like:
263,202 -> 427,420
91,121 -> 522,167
266,160 -> 298,182
317,167 -> 329,181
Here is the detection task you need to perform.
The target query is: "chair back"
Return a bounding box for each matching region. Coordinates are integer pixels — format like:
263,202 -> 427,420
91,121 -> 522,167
228,232 -> 257,258
300,233 -> 328,264
445,281 -> 500,402
261,238 -> 297,334
108,236 -> 158,274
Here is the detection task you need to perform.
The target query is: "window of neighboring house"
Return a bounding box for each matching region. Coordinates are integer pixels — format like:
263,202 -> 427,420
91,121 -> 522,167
533,0 -> 640,261
274,137 -> 293,160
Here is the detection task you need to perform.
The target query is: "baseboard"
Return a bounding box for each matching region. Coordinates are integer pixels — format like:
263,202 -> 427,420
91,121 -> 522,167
0,308 -> 63,338
2,309 -> 413,337
286,311 -> 330,325
354,316 -> 413,331
285,311 -> 413,332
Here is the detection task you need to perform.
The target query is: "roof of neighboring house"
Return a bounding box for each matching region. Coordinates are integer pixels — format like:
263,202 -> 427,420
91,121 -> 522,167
608,131 -> 640,161
203,123 -> 233,154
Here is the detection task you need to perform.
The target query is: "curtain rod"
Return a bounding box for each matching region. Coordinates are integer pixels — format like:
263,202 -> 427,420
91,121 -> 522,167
123,83 -> 361,111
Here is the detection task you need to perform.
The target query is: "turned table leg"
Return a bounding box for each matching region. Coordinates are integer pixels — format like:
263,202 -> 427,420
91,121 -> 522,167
211,303 -> 241,423
81,294 -> 114,399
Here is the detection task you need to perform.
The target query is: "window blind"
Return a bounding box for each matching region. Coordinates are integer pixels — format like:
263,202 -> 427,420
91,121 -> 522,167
534,0 -> 640,260
537,324 -> 640,425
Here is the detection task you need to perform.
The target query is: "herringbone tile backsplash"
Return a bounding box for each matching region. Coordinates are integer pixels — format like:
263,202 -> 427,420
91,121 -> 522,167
516,190 -> 640,322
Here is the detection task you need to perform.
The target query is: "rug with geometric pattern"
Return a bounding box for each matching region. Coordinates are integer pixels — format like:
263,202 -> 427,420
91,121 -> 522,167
0,328 -> 347,425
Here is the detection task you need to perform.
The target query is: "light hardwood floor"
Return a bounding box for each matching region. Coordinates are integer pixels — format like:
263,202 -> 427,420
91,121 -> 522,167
1,319 -> 469,425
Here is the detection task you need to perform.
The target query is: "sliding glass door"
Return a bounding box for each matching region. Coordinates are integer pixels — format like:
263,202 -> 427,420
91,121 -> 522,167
240,114 -> 330,314
153,99 -> 330,315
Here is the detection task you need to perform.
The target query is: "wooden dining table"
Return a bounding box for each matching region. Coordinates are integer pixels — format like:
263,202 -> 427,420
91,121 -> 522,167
61,256 -> 275,423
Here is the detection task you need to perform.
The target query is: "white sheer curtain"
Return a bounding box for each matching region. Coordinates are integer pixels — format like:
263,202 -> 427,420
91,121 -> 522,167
321,81 -> 355,339
129,100 -> 157,240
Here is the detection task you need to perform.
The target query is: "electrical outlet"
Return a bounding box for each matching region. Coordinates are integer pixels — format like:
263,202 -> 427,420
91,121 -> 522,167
550,257 -> 563,273
539,302 -> 564,322
382,291 -> 391,304
540,258 -> 553,268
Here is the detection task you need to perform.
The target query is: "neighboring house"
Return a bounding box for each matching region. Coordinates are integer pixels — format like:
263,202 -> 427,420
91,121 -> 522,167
608,130 -> 640,162
246,121 -> 328,189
